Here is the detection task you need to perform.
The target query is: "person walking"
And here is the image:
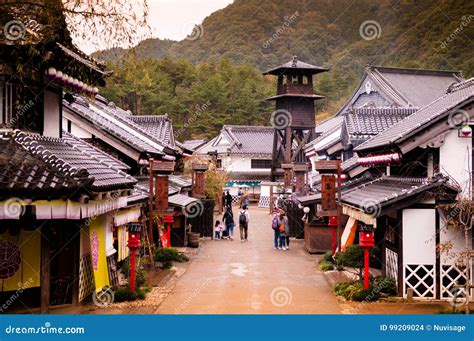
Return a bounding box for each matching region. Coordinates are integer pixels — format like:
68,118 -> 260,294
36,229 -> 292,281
223,205 -> 235,240
271,212 -> 280,249
225,191 -> 233,208
214,220 -> 223,240
278,211 -> 289,250
238,205 -> 250,241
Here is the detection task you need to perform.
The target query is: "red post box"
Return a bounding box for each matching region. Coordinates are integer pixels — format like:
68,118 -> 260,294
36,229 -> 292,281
328,216 -> 337,255
127,223 -> 142,292
359,228 -> 375,289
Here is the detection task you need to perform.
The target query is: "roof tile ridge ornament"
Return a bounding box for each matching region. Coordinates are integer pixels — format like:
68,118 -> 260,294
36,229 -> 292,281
447,77 -> 474,93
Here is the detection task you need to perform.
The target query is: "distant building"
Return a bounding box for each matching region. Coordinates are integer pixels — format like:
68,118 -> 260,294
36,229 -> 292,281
195,125 -> 273,201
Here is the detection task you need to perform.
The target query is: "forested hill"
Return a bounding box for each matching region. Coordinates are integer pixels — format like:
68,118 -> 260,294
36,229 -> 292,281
94,0 -> 474,139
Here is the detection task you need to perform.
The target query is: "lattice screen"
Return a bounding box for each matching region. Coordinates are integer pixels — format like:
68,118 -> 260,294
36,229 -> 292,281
258,196 -> 270,208
404,264 -> 435,298
78,253 -> 95,302
385,248 -> 398,282
441,265 -> 468,299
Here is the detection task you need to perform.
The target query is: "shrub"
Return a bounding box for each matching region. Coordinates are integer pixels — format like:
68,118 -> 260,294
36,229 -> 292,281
335,245 -> 364,269
155,247 -> 189,269
136,269 -> 147,288
113,286 -> 150,302
373,276 -> 397,296
323,251 -> 334,263
319,260 -> 335,272
334,280 -> 381,302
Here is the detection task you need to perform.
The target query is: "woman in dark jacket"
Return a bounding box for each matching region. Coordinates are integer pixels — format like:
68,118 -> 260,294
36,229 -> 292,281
223,206 -> 235,240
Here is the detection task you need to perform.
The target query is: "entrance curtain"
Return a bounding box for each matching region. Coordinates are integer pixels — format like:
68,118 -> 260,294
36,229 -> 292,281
88,215 -> 110,292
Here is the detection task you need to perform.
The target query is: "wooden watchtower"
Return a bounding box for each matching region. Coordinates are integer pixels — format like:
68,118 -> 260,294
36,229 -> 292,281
264,56 -> 328,191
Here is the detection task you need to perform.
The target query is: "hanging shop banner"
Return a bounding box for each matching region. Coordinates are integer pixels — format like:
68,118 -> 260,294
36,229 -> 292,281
88,215 -> 110,292
117,226 -> 129,262
0,229 -> 41,291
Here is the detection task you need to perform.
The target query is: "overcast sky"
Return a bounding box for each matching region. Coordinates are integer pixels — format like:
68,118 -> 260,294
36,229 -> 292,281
148,0 -> 233,41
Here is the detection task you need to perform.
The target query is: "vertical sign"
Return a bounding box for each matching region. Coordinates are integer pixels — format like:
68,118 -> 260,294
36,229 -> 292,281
155,175 -> 169,210
321,175 -> 336,211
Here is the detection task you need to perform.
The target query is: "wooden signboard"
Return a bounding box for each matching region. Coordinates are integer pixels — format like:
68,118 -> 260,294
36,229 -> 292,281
152,161 -> 175,174
321,175 -> 336,211
155,175 -> 169,210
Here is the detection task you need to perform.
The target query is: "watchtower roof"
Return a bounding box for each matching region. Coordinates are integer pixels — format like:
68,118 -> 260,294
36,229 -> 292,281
263,56 -> 329,75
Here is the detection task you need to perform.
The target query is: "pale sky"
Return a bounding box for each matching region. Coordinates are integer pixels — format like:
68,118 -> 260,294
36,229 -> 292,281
148,0 -> 234,41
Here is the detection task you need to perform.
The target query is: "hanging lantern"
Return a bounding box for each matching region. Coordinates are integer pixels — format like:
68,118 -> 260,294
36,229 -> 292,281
460,125 -> 472,138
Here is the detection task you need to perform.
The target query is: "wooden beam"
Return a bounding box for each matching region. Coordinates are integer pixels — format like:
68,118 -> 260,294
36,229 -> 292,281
291,131 -> 311,162
40,226 -> 50,314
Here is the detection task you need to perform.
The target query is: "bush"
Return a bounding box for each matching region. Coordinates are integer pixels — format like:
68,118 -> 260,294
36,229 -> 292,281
136,269 -> 147,288
154,247 -> 189,269
319,260 -> 335,272
334,280 -> 381,302
113,286 -> 150,302
373,276 -> 397,296
335,245 -> 364,269
323,251 -> 334,263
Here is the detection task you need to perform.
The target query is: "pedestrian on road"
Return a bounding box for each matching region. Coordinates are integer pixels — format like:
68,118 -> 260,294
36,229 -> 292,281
242,191 -> 250,208
239,205 -> 250,241
223,205 -> 235,240
278,211 -> 289,250
225,191 -> 233,207
214,220 -> 223,240
271,212 -> 280,249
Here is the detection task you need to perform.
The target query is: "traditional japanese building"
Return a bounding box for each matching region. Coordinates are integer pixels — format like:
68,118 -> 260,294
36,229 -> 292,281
195,125 -> 274,201
0,2 -> 146,312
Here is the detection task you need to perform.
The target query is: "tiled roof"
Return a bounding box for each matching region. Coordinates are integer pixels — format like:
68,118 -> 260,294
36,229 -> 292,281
182,139 -> 207,151
316,116 -> 344,135
0,130 -> 136,197
129,115 -> 175,147
304,122 -> 342,152
344,108 -> 417,140
263,57 -> 328,75
228,171 -> 271,181
197,125 -> 274,155
356,78 -> 474,152
368,66 -> 463,108
341,175 -> 456,214
64,96 -> 169,156
61,131 -> 130,171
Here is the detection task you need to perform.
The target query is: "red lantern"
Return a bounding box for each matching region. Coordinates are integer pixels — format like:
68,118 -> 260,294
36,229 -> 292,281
127,223 -> 142,292
359,229 -> 375,289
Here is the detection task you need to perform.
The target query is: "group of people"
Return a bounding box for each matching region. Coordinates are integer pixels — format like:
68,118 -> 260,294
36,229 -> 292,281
214,204 -> 250,242
271,209 -> 290,250
222,188 -> 250,211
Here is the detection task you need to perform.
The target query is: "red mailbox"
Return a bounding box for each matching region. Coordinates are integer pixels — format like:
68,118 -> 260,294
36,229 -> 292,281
359,227 -> 375,289
127,223 -> 142,292
328,216 -> 338,255
359,230 -> 375,247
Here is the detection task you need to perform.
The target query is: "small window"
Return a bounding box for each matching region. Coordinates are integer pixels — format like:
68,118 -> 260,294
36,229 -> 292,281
251,159 -> 272,169
0,82 -> 14,127
216,159 -> 222,169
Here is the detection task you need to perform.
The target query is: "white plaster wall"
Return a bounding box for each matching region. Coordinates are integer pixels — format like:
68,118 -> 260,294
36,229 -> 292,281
43,90 -> 60,138
402,208 -> 436,265
70,121 -> 93,138
439,129 -> 472,197
105,213 -> 116,257
439,216 -> 472,266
